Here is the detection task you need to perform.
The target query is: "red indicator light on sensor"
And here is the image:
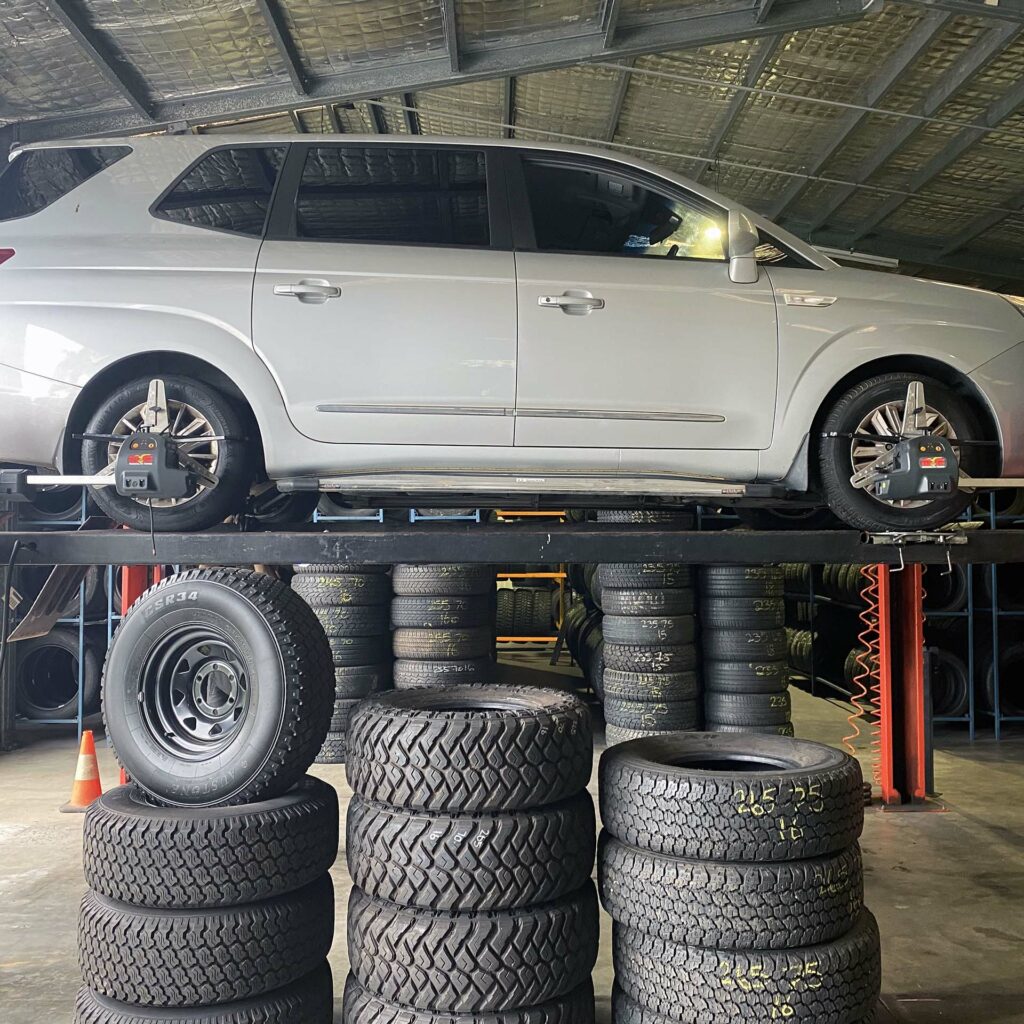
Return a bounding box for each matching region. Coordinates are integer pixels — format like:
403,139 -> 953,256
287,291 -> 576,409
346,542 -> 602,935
919,456 -> 946,469
0,249 -> 15,266
128,453 -> 154,466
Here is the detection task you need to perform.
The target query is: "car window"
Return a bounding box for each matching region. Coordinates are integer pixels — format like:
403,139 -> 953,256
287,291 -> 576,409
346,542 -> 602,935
153,146 -> 287,237
0,146 -> 131,221
522,160 -> 726,261
293,145 -> 489,246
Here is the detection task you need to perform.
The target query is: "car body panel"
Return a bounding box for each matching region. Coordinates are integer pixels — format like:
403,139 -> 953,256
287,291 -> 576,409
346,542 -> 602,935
1,134 -> 1022,497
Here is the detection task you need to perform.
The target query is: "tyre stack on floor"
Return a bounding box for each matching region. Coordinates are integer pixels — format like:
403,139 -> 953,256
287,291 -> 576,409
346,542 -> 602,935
291,564 -> 394,763
343,686 -> 599,1024
598,731 -> 881,1024
599,562 -> 699,745
700,565 -> 794,737
391,564 -> 495,689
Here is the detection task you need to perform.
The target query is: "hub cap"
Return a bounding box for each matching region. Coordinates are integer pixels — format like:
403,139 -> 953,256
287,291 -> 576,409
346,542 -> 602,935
140,627 -> 249,758
850,401 -> 957,508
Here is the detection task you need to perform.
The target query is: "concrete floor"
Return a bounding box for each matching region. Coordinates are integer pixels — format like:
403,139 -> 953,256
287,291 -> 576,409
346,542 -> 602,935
0,689 -> 1022,1023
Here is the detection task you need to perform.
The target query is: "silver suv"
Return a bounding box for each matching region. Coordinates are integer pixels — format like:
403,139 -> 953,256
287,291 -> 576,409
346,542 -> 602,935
1,135 -> 1022,532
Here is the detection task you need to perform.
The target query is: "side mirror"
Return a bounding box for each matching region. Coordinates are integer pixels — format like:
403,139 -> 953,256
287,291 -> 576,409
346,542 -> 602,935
728,210 -> 760,285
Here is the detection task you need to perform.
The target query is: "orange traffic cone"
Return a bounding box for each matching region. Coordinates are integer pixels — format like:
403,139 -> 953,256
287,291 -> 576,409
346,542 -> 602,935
60,730 -> 103,813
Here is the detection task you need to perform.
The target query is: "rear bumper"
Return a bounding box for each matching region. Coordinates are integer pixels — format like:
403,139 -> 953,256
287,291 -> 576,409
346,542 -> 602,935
0,363 -> 78,470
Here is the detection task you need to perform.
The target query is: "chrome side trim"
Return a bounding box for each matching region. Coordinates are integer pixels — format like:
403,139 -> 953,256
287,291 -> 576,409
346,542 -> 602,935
316,404 -> 511,416
517,407 -> 726,423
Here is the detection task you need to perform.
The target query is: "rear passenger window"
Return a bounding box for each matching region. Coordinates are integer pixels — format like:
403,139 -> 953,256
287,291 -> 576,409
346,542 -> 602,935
154,146 -> 287,237
0,146 -> 131,221
294,145 -> 489,246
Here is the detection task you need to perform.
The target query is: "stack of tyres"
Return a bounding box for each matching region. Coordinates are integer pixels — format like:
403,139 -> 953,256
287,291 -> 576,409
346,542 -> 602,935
292,564 -> 393,764
342,686 -> 599,1024
391,564 -> 495,689
599,732 -> 881,1024
75,778 -> 338,1023
599,563 -> 699,745
701,566 -> 793,736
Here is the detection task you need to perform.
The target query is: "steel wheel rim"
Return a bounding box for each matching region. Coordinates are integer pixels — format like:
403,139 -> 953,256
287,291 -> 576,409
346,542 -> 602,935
140,626 -> 249,759
850,401 -> 957,509
105,399 -> 219,508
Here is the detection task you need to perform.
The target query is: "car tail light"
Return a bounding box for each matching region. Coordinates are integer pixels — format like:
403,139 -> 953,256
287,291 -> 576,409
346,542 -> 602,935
0,249 -> 14,266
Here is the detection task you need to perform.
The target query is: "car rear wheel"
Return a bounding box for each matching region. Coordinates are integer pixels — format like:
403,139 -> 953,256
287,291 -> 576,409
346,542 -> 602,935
81,376 -> 253,532
818,372 -> 981,532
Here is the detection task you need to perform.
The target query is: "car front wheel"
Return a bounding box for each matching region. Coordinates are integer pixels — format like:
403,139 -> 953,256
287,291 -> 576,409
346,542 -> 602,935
81,375 -> 253,531
818,372 -> 981,532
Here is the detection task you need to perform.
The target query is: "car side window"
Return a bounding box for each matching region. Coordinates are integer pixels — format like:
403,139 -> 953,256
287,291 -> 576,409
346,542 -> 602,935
153,146 -> 287,237
522,160 -> 726,261
0,146 -> 131,221
293,145 -> 489,246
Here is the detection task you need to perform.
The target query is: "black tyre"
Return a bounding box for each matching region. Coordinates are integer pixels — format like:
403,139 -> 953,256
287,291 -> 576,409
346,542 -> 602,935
392,595 -> 489,629
819,373 -> 980,531
703,659 -> 789,693
599,732 -> 863,860
346,686 -> 592,812
347,791 -> 595,912
248,487 -> 319,526
335,662 -> 392,698
81,376 -> 252,532
331,696 -> 360,733
929,647 -> 970,717
15,628 -> 100,720
596,509 -> 694,525
705,690 -> 792,726
603,615 -> 696,645
496,590 -> 515,634
295,563 -> 390,574
614,910 -> 880,1024
707,721 -> 796,736
598,832 -> 863,948
342,974 -> 595,1024
735,506 -> 840,531
601,588 -> 695,616
82,778 -> 337,908
313,605 -> 390,637
602,669 -> 698,703
392,627 -> 492,660
604,643 -> 697,673
701,596 -> 785,630
78,876 -> 334,1006
292,573 -> 391,607
347,884 -> 599,1013
392,565 -> 493,596
923,563 -> 969,613
103,569 -> 333,807
393,657 -> 494,689
598,564 -> 692,589
604,698 -> 698,731
700,565 -> 783,598
74,963 -> 333,1024
703,628 -> 786,661
605,724 -> 681,746
329,635 -> 392,666
315,731 -> 347,764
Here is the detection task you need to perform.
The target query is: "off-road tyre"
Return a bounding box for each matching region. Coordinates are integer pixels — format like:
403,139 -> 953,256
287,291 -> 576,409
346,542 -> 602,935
603,615 -> 696,645
347,884 -> 599,1013
613,910 -> 880,1024
102,569 -> 333,807
314,731 -> 347,764
598,832 -> 863,948
74,963 -> 333,1023
346,686 -> 592,812
599,732 -> 863,860
391,596 -> 490,629
78,877 -> 334,1006
392,657 -> 494,689
705,690 -> 792,726
392,627 -> 492,660
82,778 -> 337,907
604,643 -> 697,674
601,589 -> 695,616
392,565 -> 493,596
347,791 -> 595,912
292,573 -> 391,607
602,670 -> 699,703
702,628 -> 787,661
703,660 -> 789,694
598,565 -> 692,589
604,698 -> 698,731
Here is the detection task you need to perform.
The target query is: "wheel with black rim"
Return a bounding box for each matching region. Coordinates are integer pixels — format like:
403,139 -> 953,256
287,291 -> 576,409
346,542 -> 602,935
818,373 -> 981,531
102,568 -> 333,807
81,376 -> 253,532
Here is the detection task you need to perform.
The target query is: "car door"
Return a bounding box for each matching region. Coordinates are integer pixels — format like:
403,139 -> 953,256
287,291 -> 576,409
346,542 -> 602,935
511,154 -> 778,453
252,142 -> 516,446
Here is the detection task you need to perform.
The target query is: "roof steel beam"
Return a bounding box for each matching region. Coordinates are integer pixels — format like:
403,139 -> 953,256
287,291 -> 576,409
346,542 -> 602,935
756,0 -> 778,22
695,34 -> 779,183
843,73 -> 1024,244
440,0 -> 460,72
325,103 -> 342,132
402,93 -> 420,134
289,109 -> 305,133
40,0 -> 152,119
936,187 -> 1024,257
800,18 -> 1021,233
367,101 -> 388,134
254,0 -> 308,96
502,78 -> 516,138
602,59 -> 634,142
895,0 -> 1024,22
603,0 -> 625,46
11,0 -> 875,142
768,8 -> 949,218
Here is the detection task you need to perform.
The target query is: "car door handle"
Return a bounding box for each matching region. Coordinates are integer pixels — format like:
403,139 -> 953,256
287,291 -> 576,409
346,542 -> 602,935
273,280 -> 341,303
538,292 -> 605,314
